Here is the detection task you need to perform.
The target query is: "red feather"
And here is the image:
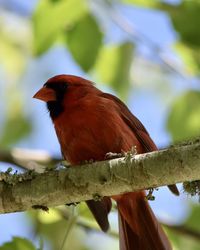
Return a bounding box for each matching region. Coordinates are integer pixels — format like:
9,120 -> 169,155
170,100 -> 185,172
34,74 -> 178,250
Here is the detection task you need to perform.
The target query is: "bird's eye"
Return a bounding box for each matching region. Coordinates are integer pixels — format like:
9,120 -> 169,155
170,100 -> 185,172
61,84 -> 68,90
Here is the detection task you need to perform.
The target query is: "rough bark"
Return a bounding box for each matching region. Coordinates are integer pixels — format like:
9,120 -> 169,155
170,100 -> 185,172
0,138 -> 200,214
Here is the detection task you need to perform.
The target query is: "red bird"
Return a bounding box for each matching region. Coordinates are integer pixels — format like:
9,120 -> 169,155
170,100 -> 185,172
34,75 -> 178,250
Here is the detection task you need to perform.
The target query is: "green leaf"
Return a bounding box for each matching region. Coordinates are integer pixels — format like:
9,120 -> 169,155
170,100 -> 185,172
166,204 -> 200,250
166,227 -> 200,250
95,42 -> 134,99
66,13 -> 103,72
185,204 -> 200,232
0,115 -> 32,148
167,91 -> 200,142
169,1 -> 200,47
37,208 -> 62,224
174,42 -> 200,75
33,0 -> 87,55
0,237 -> 36,250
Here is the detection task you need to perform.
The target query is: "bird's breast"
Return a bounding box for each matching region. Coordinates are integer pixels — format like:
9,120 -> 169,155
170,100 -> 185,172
53,99 -> 142,165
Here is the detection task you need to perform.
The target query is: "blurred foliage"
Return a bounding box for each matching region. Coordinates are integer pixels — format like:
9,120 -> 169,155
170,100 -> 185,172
33,0 -> 87,55
185,204 -> 200,232
27,204 -> 110,250
0,13 -> 32,148
168,1 -> 200,75
166,204 -> 200,250
167,228 -> 200,250
174,42 -> 200,75
65,13 -> 103,71
95,42 -> 134,99
169,1 -> 200,47
124,0 -> 200,76
0,237 -> 36,250
1,0 -> 200,249
0,86 -> 32,148
167,91 -> 200,142
0,114 -> 32,148
121,0 -> 159,8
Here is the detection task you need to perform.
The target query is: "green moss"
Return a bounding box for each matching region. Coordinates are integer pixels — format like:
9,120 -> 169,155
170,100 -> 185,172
123,146 -> 137,162
92,193 -> 102,201
146,188 -> 159,201
183,180 -> 200,199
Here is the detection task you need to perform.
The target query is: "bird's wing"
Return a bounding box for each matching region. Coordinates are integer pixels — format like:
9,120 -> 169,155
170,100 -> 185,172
101,93 -> 157,152
101,93 -> 179,196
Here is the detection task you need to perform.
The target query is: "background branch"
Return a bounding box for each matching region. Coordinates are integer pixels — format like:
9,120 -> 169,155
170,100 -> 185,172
163,223 -> 200,241
0,148 -> 61,172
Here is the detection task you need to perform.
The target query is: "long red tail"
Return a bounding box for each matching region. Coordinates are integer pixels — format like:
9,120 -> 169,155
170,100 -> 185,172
115,192 -> 172,250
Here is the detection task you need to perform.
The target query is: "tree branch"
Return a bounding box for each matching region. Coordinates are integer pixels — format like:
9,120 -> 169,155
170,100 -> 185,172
0,138 -> 200,214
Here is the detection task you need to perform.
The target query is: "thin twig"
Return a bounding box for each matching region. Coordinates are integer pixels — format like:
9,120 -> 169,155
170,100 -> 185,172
163,223 -> 200,241
60,206 -> 77,250
58,207 -> 119,238
58,207 -> 200,242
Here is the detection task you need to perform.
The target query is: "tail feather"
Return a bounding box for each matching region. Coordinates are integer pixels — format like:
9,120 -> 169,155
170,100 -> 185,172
168,184 -> 179,196
118,211 -> 140,250
86,197 -> 112,232
115,192 -> 172,250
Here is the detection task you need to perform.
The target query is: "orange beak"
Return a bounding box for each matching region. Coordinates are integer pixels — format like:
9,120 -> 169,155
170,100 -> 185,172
33,87 -> 56,102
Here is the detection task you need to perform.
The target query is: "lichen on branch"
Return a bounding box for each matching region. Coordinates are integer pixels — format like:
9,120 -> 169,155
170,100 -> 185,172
0,137 -> 200,214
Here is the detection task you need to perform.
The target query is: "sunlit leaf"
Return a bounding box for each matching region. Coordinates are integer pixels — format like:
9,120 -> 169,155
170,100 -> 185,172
78,203 -> 93,219
0,35 -> 25,79
167,91 -> 200,142
95,42 -> 134,99
0,15 -> 31,82
174,42 -> 200,75
66,13 -> 103,72
37,208 -> 62,224
0,237 -> 36,250
33,0 -> 87,55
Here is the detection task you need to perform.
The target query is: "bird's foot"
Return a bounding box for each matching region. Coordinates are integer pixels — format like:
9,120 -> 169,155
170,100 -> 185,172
105,152 -> 124,160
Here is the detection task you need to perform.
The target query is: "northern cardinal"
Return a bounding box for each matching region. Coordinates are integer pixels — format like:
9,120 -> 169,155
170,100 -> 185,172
34,75 -> 178,250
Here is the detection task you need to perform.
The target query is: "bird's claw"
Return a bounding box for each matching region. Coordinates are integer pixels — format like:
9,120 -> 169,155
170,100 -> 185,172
105,152 -> 124,160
